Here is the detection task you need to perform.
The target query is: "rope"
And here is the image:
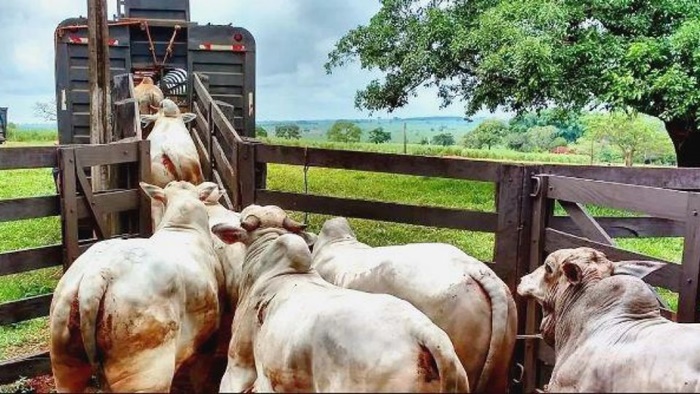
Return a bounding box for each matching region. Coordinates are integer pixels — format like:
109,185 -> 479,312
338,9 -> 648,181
303,147 -> 310,225
161,25 -> 181,67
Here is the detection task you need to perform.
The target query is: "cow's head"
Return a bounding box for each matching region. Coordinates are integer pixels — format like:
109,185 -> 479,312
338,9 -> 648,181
517,247 -> 664,345
140,98 -> 197,128
313,217 -> 356,254
210,204 -> 316,249
140,180 -> 219,230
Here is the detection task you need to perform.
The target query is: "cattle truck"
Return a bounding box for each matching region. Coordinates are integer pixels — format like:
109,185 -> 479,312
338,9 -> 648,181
0,107 -> 6,144
54,0 -> 257,144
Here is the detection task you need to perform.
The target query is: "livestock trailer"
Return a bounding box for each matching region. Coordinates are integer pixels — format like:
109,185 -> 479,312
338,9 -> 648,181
54,0 -> 256,145
0,107 -> 6,144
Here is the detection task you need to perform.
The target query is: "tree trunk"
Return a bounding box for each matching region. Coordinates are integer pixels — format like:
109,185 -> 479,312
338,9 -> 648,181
624,152 -> 633,167
665,119 -> 700,167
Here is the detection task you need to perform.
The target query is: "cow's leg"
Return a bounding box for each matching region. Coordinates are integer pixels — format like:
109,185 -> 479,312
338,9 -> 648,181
50,293 -> 93,392
104,342 -> 177,393
219,360 -> 257,393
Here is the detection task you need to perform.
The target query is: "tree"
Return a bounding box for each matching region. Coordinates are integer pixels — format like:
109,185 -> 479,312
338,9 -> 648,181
327,120 -> 362,143
419,137 -> 429,145
463,119 -> 508,150
508,109 -> 584,142
581,112 -> 674,167
431,133 -> 455,146
274,124 -> 301,140
368,127 -> 391,144
255,126 -> 268,138
326,1 -> 700,167
34,99 -> 57,122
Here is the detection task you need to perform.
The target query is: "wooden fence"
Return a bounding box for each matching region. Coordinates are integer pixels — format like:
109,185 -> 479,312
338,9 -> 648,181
0,140 -> 150,383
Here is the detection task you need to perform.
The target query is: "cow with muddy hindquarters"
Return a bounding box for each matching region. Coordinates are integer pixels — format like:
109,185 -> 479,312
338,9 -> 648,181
518,247 -> 700,392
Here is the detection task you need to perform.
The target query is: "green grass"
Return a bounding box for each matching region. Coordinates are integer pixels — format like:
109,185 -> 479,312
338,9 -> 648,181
5,128 -> 57,143
0,136 -> 688,363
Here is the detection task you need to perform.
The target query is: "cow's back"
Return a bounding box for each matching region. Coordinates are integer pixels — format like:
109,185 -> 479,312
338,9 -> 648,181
252,275 -> 466,392
312,242 -> 514,391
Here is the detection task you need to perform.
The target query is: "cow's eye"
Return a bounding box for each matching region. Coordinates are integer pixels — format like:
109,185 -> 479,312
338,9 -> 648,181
545,263 -> 553,275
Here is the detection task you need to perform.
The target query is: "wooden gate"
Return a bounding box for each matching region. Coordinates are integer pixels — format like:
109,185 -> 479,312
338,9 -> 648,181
522,174 -> 700,392
0,140 -> 151,382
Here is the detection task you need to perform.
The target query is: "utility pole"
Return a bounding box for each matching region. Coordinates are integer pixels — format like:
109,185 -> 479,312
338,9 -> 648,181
88,0 -> 116,235
403,122 -> 407,154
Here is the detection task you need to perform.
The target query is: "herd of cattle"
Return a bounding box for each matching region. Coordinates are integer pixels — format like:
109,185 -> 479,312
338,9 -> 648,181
44,78 -> 700,393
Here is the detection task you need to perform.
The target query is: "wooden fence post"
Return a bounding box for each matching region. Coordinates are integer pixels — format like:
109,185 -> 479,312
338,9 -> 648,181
678,193 -> 700,322
58,148 -> 79,270
236,140 -> 257,210
138,140 -> 152,237
112,73 -> 141,140
522,174 -> 554,393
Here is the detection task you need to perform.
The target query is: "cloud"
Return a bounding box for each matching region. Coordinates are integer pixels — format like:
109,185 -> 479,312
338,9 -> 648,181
0,0 -> 500,124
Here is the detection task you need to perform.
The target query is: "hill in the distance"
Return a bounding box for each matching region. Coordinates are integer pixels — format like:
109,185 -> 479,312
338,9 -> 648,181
258,116 -> 500,143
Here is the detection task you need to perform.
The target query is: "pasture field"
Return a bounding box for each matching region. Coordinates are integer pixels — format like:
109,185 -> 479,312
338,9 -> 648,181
0,138 -> 684,366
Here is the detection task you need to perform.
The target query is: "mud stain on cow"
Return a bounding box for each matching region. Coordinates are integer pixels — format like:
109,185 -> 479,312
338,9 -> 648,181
266,368 -> 312,392
417,344 -> 440,383
66,293 -> 88,359
162,154 -> 178,178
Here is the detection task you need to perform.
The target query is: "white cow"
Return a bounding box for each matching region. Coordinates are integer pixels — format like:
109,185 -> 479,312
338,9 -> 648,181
211,205 -> 470,393
518,247 -> 700,392
311,217 -> 517,393
49,181 -> 228,393
134,76 -> 164,116
141,98 -> 204,228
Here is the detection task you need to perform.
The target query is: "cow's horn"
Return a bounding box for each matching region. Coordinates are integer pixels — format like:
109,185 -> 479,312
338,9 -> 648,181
241,215 -> 261,232
283,217 -> 307,233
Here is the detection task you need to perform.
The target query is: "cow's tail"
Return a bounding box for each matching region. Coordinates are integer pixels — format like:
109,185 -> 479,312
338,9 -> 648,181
470,269 -> 517,393
412,322 -> 470,393
77,268 -> 112,390
162,146 -> 203,185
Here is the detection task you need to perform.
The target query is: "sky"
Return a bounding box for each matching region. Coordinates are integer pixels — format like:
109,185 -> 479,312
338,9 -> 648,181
0,0 -> 505,124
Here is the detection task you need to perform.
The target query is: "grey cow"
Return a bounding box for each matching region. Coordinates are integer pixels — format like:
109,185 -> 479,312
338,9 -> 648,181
518,247 -> 700,393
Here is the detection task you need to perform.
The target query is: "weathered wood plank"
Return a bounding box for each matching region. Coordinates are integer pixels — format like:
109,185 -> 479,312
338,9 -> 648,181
559,201 -> 615,245
545,228 -> 680,292
193,73 -> 214,111
212,169 -> 234,211
678,194 -> 700,322
237,141 -> 257,210
190,126 -> 212,177
138,141 -> 152,238
0,351 -> 51,385
59,149 -> 79,269
257,190 -> 499,233
550,216 -> 684,238
523,175 -> 553,394
257,144 -> 502,182
0,147 -> 57,170
493,165 -> 526,292
112,73 -> 141,140
211,100 -> 243,145
539,164 -> 700,190
0,294 -> 52,325
0,196 -> 58,223
0,245 -> 62,276
74,155 -> 107,239
72,143 -> 139,168
547,175 -> 689,222
192,101 -> 210,152
212,137 -> 236,200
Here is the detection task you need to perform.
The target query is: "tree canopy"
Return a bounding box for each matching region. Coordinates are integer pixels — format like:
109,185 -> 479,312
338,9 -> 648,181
328,121 -> 363,143
463,119 -> 508,150
368,127 -> 392,143
431,132 -> 456,146
326,0 -> 700,166
275,124 -> 301,140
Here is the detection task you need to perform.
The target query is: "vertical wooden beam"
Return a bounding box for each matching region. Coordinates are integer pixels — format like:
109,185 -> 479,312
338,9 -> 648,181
523,174 -> 554,393
88,0 -> 113,166
236,140 -> 257,210
112,73 -> 141,141
59,148 -> 79,270
138,140 -> 153,238
678,193 -> 700,322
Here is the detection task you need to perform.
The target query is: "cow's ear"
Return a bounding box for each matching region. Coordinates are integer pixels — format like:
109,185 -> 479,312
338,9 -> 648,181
211,223 -> 248,245
140,114 -> 159,127
139,182 -> 166,204
562,261 -> 582,286
613,260 -> 665,279
181,113 -> 197,124
197,182 -> 221,203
